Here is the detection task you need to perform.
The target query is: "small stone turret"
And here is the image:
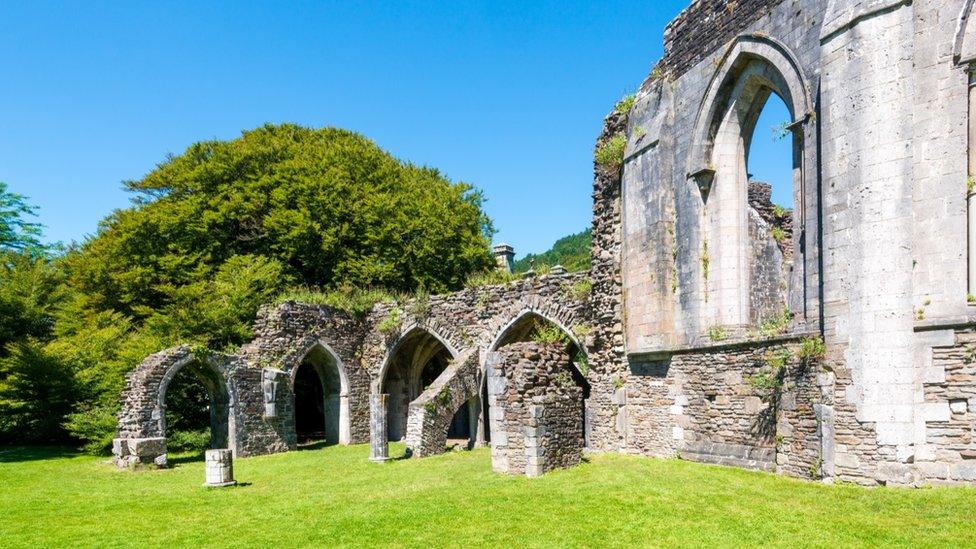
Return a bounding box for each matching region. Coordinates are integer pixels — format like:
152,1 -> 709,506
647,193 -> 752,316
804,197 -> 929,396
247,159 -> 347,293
493,243 -> 515,273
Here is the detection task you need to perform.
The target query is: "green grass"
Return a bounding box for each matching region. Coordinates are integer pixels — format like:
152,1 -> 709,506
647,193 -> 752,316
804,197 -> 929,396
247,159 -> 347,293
2,445 -> 975,547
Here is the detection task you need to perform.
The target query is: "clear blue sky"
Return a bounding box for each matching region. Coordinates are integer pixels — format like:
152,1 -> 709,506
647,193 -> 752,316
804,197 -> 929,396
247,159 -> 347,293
0,1 -> 792,257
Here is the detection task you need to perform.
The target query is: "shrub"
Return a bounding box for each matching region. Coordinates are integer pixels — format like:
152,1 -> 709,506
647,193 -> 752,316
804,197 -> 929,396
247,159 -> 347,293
167,429 -> 211,453
614,93 -> 636,115
595,134 -> 627,171
62,404 -> 118,454
377,307 -> 402,335
532,322 -> 570,346
708,325 -> 727,342
277,285 -> 394,317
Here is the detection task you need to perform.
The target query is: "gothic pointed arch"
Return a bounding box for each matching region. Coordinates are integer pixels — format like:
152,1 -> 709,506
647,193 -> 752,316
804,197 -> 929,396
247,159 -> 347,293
686,34 -> 812,183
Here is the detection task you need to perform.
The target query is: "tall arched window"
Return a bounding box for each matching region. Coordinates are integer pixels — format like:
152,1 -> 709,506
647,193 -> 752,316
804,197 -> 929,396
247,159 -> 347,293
687,36 -> 812,330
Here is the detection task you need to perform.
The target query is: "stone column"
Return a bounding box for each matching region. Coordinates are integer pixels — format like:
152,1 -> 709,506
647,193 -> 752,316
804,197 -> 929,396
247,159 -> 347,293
204,449 -> 236,487
474,397 -> 488,448
968,69 -> 976,295
369,393 -> 390,462
339,393 -> 351,445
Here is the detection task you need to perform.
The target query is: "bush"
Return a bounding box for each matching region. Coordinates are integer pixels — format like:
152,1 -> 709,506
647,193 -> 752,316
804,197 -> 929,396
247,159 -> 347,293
277,285 -> 394,317
62,404 -> 119,454
595,134 -> 627,172
0,340 -> 77,444
532,321 -> 570,346
167,429 -> 211,453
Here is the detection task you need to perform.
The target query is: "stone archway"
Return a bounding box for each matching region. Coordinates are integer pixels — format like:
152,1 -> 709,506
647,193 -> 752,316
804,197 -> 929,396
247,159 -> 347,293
113,346 -> 235,467
290,342 -> 351,445
376,326 -> 460,442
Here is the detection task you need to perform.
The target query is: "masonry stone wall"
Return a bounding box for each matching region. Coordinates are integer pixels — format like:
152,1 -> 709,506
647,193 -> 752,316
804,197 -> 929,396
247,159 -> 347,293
487,343 -> 585,477
595,0 -> 976,486
115,271 -> 593,464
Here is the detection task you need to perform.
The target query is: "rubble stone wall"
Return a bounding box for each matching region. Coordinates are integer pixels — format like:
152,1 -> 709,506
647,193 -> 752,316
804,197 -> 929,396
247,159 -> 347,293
487,343 -> 585,477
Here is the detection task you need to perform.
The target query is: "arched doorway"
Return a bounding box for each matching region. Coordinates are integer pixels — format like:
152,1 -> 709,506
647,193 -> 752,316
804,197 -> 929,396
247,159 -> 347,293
159,358 -> 232,453
293,344 -> 348,445
380,328 -> 470,442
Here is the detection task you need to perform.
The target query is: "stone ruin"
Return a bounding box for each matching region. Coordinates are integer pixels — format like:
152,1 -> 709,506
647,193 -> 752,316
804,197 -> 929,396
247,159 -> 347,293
487,343 -> 586,477
114,0 -> 976,486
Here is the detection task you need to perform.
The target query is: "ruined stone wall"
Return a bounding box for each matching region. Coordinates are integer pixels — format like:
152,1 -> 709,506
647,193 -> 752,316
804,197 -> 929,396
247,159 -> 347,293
660,0 -> 789,79
600,0 -> 976,486
488,343 -> 585,477
623,337 -> 824,478
238,303 -> 373,449
404,348 -> 482,457
116,270 -> 594,462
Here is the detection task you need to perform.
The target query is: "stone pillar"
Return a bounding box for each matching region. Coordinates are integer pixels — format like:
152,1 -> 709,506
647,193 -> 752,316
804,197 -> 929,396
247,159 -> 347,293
492,243 -> 515,273
369,393 -> 390,462
204,449 -> 236,487
339,393 -> 351,445
475,396 -> 487,448
968,69 -> 976,295
524,404 -> 545,478
467,396 -> 480,449
488,343 -> 584,477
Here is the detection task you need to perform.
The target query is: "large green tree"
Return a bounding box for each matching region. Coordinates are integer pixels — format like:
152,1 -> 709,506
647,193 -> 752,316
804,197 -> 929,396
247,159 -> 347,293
70,124 -> 494,320
0,182 -> 47,254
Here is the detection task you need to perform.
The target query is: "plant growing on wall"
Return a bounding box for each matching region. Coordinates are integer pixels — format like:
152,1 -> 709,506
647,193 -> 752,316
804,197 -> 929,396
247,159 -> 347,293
614,93 -> 636,115
562,279 -> 592,301
406,285 -> 431,320
757,307 -> 792,337
532,322 -> 570,346
595,134 -> 627,172
377,307 -> 402,335
574,352 -> 589,376
797,336 -> 826,366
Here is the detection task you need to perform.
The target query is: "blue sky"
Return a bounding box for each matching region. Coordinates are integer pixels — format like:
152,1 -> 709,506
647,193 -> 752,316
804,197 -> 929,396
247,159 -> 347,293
0,1 -> 792,257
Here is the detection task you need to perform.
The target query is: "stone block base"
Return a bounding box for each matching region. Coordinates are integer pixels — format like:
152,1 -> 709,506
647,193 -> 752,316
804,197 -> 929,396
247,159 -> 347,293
113,437 -> 167,468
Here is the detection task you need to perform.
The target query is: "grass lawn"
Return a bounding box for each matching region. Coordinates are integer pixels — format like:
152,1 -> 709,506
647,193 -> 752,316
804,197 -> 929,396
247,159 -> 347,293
2,444 -> 975,548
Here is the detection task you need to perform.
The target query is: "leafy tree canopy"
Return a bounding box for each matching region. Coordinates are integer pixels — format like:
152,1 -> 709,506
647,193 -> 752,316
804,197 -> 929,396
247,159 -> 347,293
69,124 -> 495,320
0,182 -> 47,254
513,229 -> 591,273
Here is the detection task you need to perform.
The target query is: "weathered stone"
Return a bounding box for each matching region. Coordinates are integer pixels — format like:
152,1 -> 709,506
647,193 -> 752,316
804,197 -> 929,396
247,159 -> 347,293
204,449 -> 236,487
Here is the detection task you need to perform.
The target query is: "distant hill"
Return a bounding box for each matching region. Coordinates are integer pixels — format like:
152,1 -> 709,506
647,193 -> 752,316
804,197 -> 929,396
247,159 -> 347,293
513,229 -> 591,273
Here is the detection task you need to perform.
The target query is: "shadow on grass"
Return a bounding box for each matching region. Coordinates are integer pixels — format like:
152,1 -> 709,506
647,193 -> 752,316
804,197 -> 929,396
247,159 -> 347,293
0,446 -> 80,463
297,440 -> 347,452
167,451 -> 206,467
